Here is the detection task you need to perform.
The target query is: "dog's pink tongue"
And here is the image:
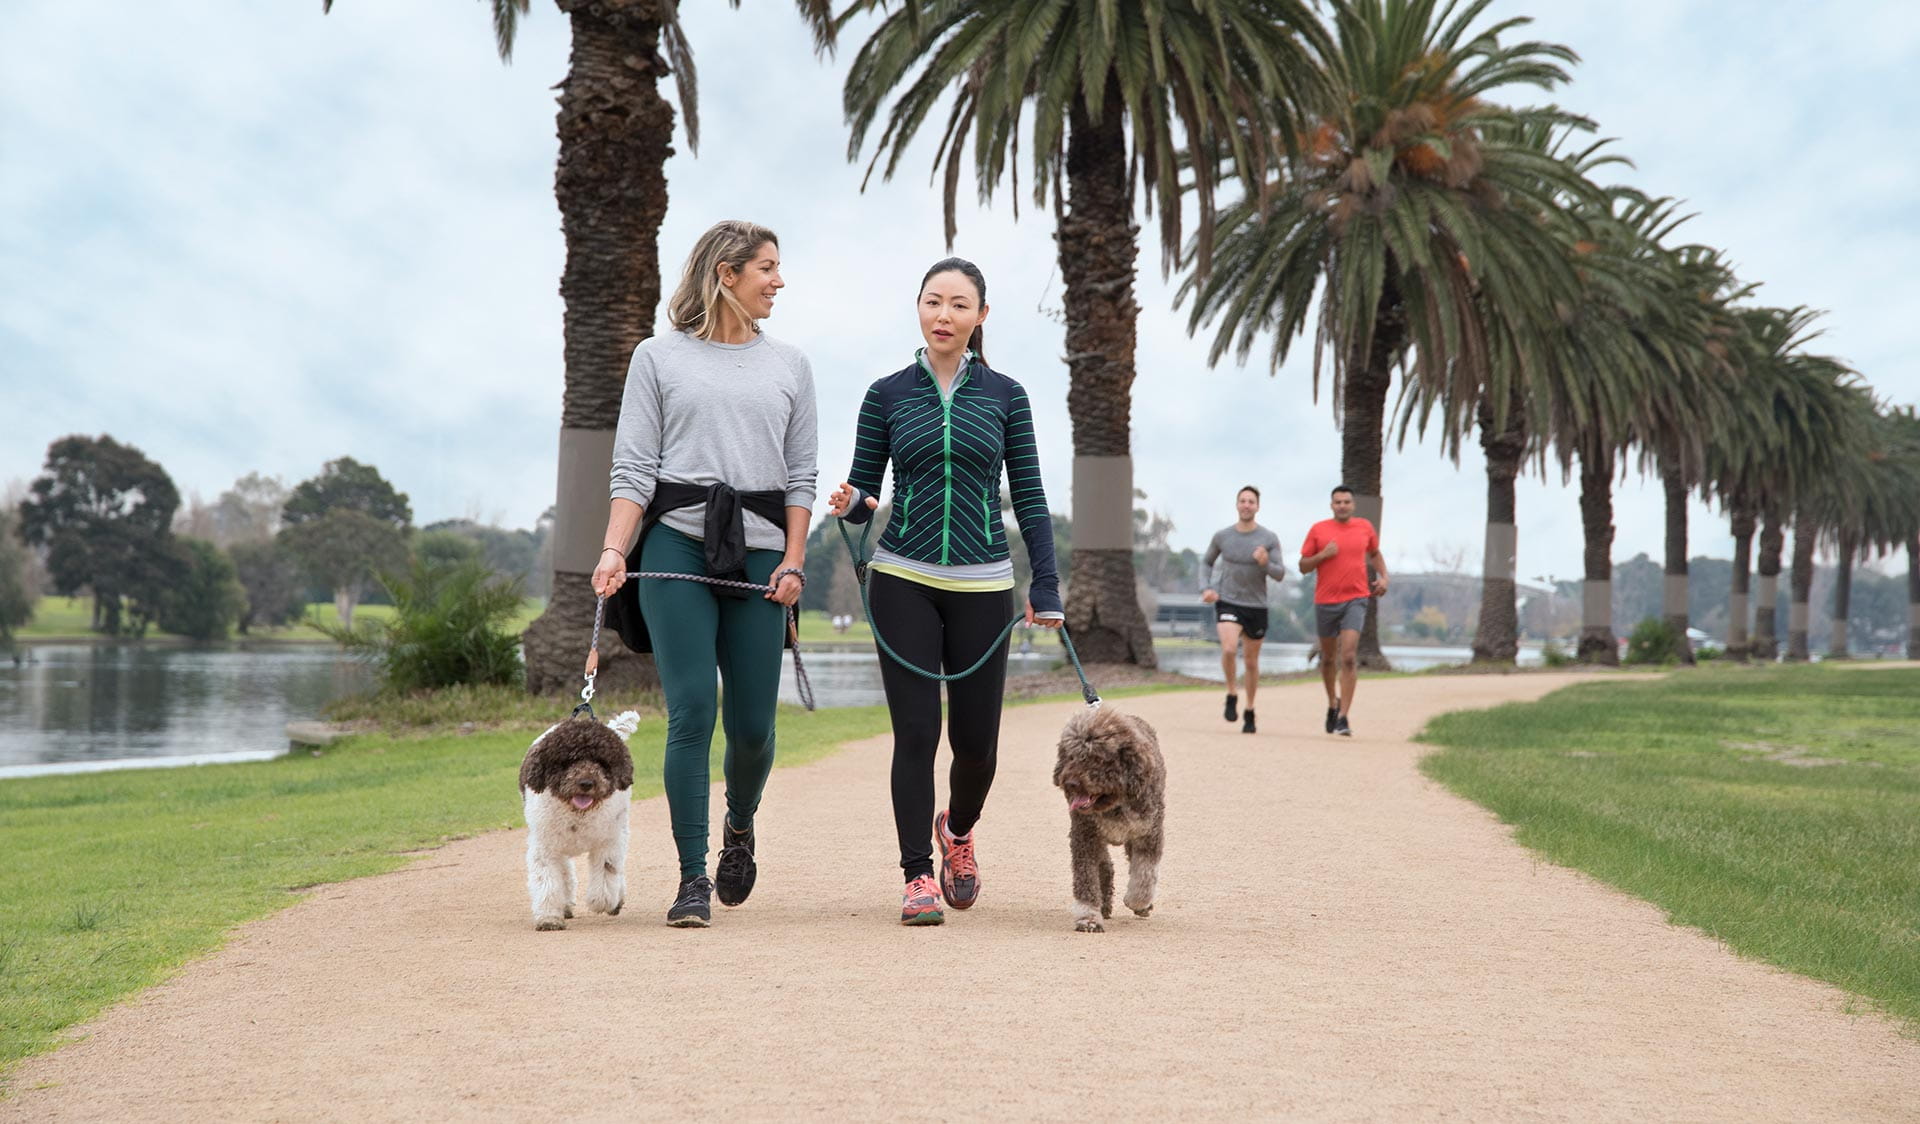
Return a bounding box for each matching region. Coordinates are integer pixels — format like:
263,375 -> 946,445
1067,794 -> 1093,812
570,795 -> 595,810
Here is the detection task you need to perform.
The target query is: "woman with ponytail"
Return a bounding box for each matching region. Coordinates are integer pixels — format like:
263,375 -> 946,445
592,220 -> 817,927
826,258 -> 1063,926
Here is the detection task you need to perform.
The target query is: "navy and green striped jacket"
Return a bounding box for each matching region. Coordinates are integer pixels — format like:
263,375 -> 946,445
844,356 -> 1062,614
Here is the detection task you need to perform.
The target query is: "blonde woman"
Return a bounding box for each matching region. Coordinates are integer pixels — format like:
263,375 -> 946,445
592,220 -> 817,927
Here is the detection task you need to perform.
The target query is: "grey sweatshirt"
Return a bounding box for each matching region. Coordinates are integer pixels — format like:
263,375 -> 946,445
1202,524 -> 1287,607
609,330 -> 818,552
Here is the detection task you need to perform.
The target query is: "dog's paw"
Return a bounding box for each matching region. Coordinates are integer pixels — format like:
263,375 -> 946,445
1131,904 -> 1153,918
563,906 -> 574,919
534,917 -> 567,931
1074,917 -> 1105,933
608,898 -> 623,916
1101,905 -> 1113,919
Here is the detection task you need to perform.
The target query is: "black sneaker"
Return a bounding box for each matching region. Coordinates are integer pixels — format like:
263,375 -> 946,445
714,818 -> 757,907
1242,709 -> 1256,734
1335,715 -> 1352,737
666,876 -> 714,927
1224,693 -> 1239,722
1325,705 -> 1339,734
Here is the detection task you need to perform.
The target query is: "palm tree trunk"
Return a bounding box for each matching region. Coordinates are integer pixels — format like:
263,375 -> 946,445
1829,533 -> 1855,658
1058,75 -> 1154,667
1786,509 -> 1816,661
1660,462 -> 1695,664
1576,445 -> 1618,665
1909,534 -> 1919,660
1340,290 -> 1403,672
1658,463 -> 1704,660
522,0 -> 675,695
1726,502 -> 1755,660
1753,510 -> 1783,660
1471,389 -> 1524,665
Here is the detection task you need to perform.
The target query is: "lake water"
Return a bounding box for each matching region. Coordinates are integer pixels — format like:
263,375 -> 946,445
2,637 -> 1529,775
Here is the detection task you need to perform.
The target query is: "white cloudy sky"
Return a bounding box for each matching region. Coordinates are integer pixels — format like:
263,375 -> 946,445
4,1 -> 1916,583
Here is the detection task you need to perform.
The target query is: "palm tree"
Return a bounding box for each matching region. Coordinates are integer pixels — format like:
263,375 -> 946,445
1828,405 -> 1920,657
1706,306 -> 1860,660
1890,407 -> 1920,659
327,0 -> 835,693
824,0 -> 1326,665
1640,245 -> 1747,665
1181,0 -> 1584,669
1530,194 -> 1718,665
1785,375 -> 1873,660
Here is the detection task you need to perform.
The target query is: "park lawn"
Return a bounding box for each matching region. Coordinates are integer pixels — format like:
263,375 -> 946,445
16,597 -> 548,644
1418,663 -> 1920,1029
0,702 -> 892,1077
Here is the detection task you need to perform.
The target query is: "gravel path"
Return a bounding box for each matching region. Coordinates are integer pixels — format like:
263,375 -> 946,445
7,673 -> 1916,1122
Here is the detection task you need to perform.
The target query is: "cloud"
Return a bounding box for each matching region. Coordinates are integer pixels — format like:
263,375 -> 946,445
3,0 -> 1914,589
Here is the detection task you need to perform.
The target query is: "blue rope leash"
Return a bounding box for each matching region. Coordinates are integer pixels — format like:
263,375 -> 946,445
838,517 -> 1100,707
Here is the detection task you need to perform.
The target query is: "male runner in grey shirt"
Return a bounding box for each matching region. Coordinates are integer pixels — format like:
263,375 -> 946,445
1201,486 -> 1287,733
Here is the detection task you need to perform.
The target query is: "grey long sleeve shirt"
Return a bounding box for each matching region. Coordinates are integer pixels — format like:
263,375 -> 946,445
609,330 -> 819,552
1202,524 -> 1287,607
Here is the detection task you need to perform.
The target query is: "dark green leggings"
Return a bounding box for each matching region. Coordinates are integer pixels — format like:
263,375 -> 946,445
636,526 -> 785,879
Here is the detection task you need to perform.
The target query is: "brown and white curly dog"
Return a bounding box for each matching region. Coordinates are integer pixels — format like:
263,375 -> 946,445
519,712 -> 638,931
1051,704 -> 1166,932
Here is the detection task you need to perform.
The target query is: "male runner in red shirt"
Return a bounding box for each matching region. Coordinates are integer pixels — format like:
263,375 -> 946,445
1299,485 -> 1389,737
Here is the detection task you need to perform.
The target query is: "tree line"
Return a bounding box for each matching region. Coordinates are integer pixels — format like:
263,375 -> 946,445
3,436 -> 552,647
330,0 -> 1914,687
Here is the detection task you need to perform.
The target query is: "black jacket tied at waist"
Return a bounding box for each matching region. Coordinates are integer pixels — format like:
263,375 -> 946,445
603,481 -> 792,654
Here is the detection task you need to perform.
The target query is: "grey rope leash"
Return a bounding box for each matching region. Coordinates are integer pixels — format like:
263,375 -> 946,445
578,570 -> 816,717
837,518 -> 1100,707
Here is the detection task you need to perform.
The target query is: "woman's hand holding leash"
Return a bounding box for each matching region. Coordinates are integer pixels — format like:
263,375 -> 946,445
592,547 -> 627,597
1025,600 -> 1062,630
769,563 -> 805,606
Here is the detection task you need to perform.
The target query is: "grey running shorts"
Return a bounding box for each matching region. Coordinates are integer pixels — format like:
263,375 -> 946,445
1315,597 -> 1368,639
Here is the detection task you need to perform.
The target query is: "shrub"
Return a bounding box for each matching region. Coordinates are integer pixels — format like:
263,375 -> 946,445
1541,640 -> 1573,668
157,538 -> 246,640
1695,642 -> 1723,662
321,557 -> 524,693
1624,617 -> 1681,666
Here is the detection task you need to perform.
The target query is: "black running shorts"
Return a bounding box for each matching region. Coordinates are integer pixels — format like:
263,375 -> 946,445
1214,600 -> 1269,641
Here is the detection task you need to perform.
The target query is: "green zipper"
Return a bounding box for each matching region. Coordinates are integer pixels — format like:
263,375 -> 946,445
983,482 -> 994,541
897,483 -> 912,537
936,363 -> 970,565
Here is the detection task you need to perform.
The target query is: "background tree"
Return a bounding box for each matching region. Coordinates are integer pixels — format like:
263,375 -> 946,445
212,472 -> 290,545
829,0 -> 1325,666
157,538 -> 247,641
0,507 -> 36,657
228,539 -> 308,633
279,508 -> 409,630
1183,0 -> 1583,669
16,434 -> 181,636
282,457 -> 412,531
415,528 -> 485,570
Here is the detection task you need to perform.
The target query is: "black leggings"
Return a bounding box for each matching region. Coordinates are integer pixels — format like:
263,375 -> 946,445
870,572 -> 1015,881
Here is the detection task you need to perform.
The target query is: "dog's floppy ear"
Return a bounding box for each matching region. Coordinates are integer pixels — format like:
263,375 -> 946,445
519,726 -> 562,793
607,748 -> 634,791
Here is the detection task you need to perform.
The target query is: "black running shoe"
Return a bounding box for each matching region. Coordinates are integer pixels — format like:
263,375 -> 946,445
1224,693 -> 1239,722
1325,705 -> 1339,734
1335,715 -> 1353,737
714,818 -> 757,907
666,876 -> 714,927
1242,709 -> 1256,734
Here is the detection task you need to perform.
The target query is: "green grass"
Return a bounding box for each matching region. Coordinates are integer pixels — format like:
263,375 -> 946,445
0,703 -> 891,1076
1418,664 -> 1920,1029
16,597 -> 547,644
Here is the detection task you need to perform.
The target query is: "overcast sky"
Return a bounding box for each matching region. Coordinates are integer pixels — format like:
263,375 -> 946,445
5,1 -> 1915,583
